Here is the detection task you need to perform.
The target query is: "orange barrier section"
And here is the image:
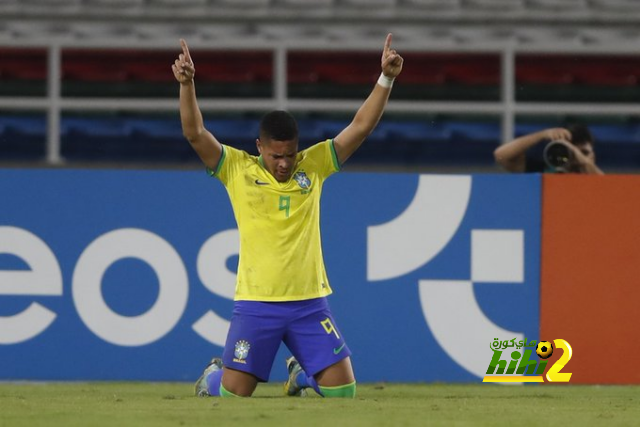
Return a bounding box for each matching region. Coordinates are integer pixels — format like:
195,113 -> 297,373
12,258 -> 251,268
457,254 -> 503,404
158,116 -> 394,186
540,175 -> 640,384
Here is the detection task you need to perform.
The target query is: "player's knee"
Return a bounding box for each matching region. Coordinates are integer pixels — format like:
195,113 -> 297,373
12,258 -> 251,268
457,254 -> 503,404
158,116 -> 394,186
219,383 -> 253,397
319,381 -> 356,398
315,357 -> 356,386
220,369 -> 258,397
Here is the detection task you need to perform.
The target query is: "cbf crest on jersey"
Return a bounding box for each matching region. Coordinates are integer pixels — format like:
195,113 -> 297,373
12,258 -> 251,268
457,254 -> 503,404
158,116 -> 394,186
293,171 -> 311,190
233,340 -> 250,364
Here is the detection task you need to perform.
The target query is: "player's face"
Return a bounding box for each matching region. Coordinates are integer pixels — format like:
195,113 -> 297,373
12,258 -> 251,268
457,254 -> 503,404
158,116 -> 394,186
257,138 -> 298,182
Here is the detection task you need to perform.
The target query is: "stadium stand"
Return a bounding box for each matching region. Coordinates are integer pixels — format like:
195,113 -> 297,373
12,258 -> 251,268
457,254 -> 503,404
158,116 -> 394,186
515,54 -> 640,103
0,114 -> 47,159
0,48 -> 47,97
1,1 -> 640,171
0,0 -> 639,22
3,111 -> 638,169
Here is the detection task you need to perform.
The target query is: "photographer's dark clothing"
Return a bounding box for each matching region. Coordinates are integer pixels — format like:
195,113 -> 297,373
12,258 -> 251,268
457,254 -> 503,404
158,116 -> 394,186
525,156 -> 552,173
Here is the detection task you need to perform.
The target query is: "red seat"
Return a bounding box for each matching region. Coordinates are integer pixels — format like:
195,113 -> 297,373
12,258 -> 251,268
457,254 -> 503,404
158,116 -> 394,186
572,57 -> 640,86
192,51 -> 272,83
442,55 -> 500,85
0,48 -> 47,80
391,53 -> 448,84
288,52 -> 378,85
124,52 -> 176,83
516,55 -> 640,86
62,49 -> 273,84
516,55 -> 577,84
63,50 -> 129,82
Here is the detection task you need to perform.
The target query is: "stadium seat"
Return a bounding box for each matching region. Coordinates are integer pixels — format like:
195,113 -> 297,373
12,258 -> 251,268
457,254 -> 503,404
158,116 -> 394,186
464,0 -> 525,10
444,58 -> 500,85
0,115 -> 47,159
514,120 -> 640,145
398,0 -> 460,9
572,59 -> 640,86
127,117 -> 184,139
380,121 -> 452,143
516,54 -> 640,102
62,117 -> 131,138
516,55 -> 580,85
288,52 -> 379,85
147,0 -> 209,6
0,0 -> 19,13
518,55 -> 640,86
84,0 -> 144,6
0,115 -> 47,137
578,28 -> 640,48
19,0 -> 81,7
589,123 -> 640,145
590,0 -> 640,12
1,0 -> 640,22
275,0 -> 333,6
62,51 -> 129,82
59,48 -> 273,98
446,120 -> 500,143
0,48 -> 47,96
339,0 -> 396,6
526,0 -> 587,10
213,0 -> 271,5
0,48 -> 47,80
514,122 -> 555,138
124,54 -> 177,83
204,118 -> 261,143
58,114 -> 202,161
309,119 -> 350,141
69,23 -> 138,41
186,50 -> 272,82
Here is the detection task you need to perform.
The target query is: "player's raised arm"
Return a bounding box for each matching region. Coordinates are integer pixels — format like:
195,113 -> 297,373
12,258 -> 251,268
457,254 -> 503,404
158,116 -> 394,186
172,39 -> 222,170
333,33 -> 403,165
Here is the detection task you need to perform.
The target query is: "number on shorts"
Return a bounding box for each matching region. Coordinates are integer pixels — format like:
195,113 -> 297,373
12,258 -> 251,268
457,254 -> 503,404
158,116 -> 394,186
321,318 -> 340,339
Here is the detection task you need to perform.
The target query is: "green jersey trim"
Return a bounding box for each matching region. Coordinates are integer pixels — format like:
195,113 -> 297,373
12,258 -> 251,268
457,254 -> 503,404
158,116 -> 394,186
330,139 -> 341,171
206,145 -> 227,177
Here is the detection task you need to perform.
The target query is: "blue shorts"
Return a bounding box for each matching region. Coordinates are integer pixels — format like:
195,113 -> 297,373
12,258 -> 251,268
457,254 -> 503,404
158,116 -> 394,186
221,297 -> 351,382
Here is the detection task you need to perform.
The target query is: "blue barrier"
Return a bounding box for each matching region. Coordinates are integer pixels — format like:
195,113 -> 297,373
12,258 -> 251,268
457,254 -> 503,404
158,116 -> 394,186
0,169 -> 540,382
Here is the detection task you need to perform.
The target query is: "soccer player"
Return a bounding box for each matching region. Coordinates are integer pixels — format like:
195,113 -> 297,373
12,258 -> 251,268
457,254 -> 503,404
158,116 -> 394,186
172,35 -> 403,398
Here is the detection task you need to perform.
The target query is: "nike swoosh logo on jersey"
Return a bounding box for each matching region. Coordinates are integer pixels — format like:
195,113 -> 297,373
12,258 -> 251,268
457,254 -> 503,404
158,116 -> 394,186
254,179 -> 269,185
333,343 -> 346,355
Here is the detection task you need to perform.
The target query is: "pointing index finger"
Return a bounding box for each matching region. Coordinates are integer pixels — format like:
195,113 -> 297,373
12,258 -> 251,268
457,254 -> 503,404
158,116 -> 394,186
384,33 -> 392,53
180,39 -> 192,63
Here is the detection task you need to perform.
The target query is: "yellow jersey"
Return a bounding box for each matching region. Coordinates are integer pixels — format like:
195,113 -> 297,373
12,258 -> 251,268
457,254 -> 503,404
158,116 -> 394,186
209,139 -> 341,301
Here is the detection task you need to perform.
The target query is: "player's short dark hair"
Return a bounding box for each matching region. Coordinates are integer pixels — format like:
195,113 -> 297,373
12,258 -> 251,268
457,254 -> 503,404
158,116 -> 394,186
259,110 -> 298,143
567,123 -> 595,147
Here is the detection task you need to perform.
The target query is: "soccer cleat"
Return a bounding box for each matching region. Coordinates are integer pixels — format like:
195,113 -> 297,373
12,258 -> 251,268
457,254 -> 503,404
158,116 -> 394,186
194,357 -> 223,397
283,356 -> 307,397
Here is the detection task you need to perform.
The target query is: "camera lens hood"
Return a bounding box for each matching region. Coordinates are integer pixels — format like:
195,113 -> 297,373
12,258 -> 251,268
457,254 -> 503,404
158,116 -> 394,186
543,140 -> 572,172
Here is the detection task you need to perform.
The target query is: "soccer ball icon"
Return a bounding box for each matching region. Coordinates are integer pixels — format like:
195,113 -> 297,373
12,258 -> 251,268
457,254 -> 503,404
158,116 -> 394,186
536,341 -> 554,359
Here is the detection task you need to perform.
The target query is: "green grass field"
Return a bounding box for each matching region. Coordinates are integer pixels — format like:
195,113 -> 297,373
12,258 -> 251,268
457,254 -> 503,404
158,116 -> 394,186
0,382 -> 638,427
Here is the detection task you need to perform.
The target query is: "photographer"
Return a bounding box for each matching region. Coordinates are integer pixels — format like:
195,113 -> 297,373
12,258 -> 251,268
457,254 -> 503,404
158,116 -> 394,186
493,124 -> 604,175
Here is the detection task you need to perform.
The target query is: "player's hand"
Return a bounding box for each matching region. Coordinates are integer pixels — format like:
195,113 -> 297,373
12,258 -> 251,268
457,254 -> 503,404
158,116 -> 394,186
545,127 -> 572,142
172,39 -> 195,85
381,33 -> 403,79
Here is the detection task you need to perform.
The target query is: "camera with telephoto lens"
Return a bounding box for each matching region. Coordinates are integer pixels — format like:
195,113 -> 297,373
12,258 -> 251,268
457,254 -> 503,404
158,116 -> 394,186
543,140 -> 573,173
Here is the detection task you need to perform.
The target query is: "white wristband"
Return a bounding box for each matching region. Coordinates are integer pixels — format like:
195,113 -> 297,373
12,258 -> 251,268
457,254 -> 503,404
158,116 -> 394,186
377,72 -> 394,88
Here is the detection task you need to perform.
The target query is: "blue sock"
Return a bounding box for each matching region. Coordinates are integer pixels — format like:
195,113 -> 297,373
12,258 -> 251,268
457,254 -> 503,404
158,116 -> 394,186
205,369 -> 223,397
296,371 -> 323,396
